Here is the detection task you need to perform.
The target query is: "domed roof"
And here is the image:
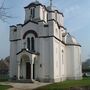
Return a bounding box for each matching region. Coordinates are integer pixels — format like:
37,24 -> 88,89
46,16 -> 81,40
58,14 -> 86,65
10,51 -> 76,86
32,1 -> 40,4
47,6 -> 57,11
24,1 -> 41,8
65,33 -> 79,45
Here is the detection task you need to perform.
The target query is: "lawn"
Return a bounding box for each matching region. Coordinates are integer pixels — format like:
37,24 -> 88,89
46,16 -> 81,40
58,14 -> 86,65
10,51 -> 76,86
0,85 -> 12,90
33,77 -> 90,90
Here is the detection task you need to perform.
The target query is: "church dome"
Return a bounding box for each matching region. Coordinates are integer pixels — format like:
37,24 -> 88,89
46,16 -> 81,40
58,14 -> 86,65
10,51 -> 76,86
32,1 -> 40,4
24,1 -> 41,8
47,6 -> 57,11
65,33 -> 79,45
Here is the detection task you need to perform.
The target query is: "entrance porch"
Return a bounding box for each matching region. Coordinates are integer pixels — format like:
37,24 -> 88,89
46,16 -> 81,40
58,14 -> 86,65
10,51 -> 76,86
16,49 -> 39,82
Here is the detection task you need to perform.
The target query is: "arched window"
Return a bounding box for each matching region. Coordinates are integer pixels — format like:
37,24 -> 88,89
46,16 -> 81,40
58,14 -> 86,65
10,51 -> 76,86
31,37 -> 35,51
31,9 -> 33,17
27,38 -> 30,50
47,14 -> 48,20
32,8 -> 35,18
30,8 -> 35,18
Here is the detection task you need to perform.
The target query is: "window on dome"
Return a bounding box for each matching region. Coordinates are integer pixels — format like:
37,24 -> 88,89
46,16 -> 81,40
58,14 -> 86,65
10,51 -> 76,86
30,8 -> 35,19
33,8 -> 35,18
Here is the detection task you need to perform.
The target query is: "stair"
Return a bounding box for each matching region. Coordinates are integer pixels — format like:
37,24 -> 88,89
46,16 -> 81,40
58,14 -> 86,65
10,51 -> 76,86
10,79 -> 36,83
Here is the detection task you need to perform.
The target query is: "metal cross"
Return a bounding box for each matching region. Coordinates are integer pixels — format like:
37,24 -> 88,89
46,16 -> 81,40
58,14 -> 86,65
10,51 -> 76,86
50,0 -> 52,7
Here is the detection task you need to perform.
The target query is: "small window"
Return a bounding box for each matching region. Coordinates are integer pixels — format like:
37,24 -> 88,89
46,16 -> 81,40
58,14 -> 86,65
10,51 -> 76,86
47,14 -> 48,20
30,8 -> 35,18
32,8 -> 35,18
31,9 -> 33,17
62,50 -> 64,64
31,37 -> 35,51
21,58 -> 22,63
14,29 -> 17,32
40,64 -> 42,68
27,38 -> 30,50
55,12 -> 57,21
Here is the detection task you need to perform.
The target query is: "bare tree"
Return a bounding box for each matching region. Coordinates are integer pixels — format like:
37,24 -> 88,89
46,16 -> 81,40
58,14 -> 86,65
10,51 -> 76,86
0,0 -> 12,22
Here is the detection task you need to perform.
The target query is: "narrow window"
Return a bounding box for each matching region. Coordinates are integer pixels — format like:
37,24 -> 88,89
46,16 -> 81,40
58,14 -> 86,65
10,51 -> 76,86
30,8 -> 35,18
30,9 -> 33,18
31,37 -> 35,51
27,38 -> 30,50
32,8 -> 35,18
47,13 -> 48,20
55,12 -> 57,21
62,50 -> 64,64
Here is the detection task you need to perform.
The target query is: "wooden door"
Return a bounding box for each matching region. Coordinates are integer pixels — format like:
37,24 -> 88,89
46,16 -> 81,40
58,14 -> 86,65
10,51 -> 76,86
26,62 -> 31,79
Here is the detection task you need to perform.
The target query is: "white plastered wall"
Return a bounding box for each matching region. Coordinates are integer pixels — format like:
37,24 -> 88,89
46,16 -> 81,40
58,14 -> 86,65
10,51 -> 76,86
66,46 -> 75,79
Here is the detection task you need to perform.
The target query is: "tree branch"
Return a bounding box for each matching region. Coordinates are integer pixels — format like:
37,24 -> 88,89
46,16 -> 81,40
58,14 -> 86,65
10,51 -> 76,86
0,0 -> 12,22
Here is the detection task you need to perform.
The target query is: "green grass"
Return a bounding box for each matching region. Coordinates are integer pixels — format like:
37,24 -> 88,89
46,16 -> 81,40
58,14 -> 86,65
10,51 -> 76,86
0,85 -> 12,90
33,77 -> 90,90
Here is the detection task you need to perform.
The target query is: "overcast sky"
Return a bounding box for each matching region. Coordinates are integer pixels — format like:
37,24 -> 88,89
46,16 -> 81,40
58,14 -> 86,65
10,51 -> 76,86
0,0 -> 90,61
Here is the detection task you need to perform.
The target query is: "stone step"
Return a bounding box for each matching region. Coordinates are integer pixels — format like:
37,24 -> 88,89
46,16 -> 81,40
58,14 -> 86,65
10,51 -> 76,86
10,79 -> 37,83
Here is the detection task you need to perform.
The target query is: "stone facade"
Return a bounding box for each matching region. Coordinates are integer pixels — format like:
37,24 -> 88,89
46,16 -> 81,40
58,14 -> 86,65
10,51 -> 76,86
9,1 -> 82,82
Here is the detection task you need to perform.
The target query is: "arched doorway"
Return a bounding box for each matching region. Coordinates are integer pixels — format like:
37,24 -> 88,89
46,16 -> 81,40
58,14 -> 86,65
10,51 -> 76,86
20,54 -> 31,79
20,54 -> 35,80
17,49 -> 38,81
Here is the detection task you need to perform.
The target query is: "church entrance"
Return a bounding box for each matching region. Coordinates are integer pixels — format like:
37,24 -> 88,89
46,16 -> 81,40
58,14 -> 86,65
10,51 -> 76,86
26,62 -> 35,80
17,50 -> 38,81
26,62 -> 31,79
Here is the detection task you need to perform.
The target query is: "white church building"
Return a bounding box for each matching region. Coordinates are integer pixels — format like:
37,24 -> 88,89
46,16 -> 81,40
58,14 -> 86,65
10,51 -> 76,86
9,1 -> 82,82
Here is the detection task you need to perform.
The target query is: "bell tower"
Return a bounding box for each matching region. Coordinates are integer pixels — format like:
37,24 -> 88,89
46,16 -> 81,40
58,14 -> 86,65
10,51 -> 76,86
24,0 -> 48,23
24,3 -> 36,23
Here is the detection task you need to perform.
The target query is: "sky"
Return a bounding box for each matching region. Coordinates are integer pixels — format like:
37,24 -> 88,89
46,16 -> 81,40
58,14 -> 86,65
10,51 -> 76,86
0,0 -> 90,61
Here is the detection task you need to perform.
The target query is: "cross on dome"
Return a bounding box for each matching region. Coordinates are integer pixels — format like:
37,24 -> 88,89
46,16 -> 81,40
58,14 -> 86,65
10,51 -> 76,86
50,0 -> 53,7
32,0 -> 39,3
32,0 -> 38,2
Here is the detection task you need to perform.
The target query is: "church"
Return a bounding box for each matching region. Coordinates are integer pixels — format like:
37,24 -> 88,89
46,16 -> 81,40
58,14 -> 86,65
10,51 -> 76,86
9,0 -> 82,82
